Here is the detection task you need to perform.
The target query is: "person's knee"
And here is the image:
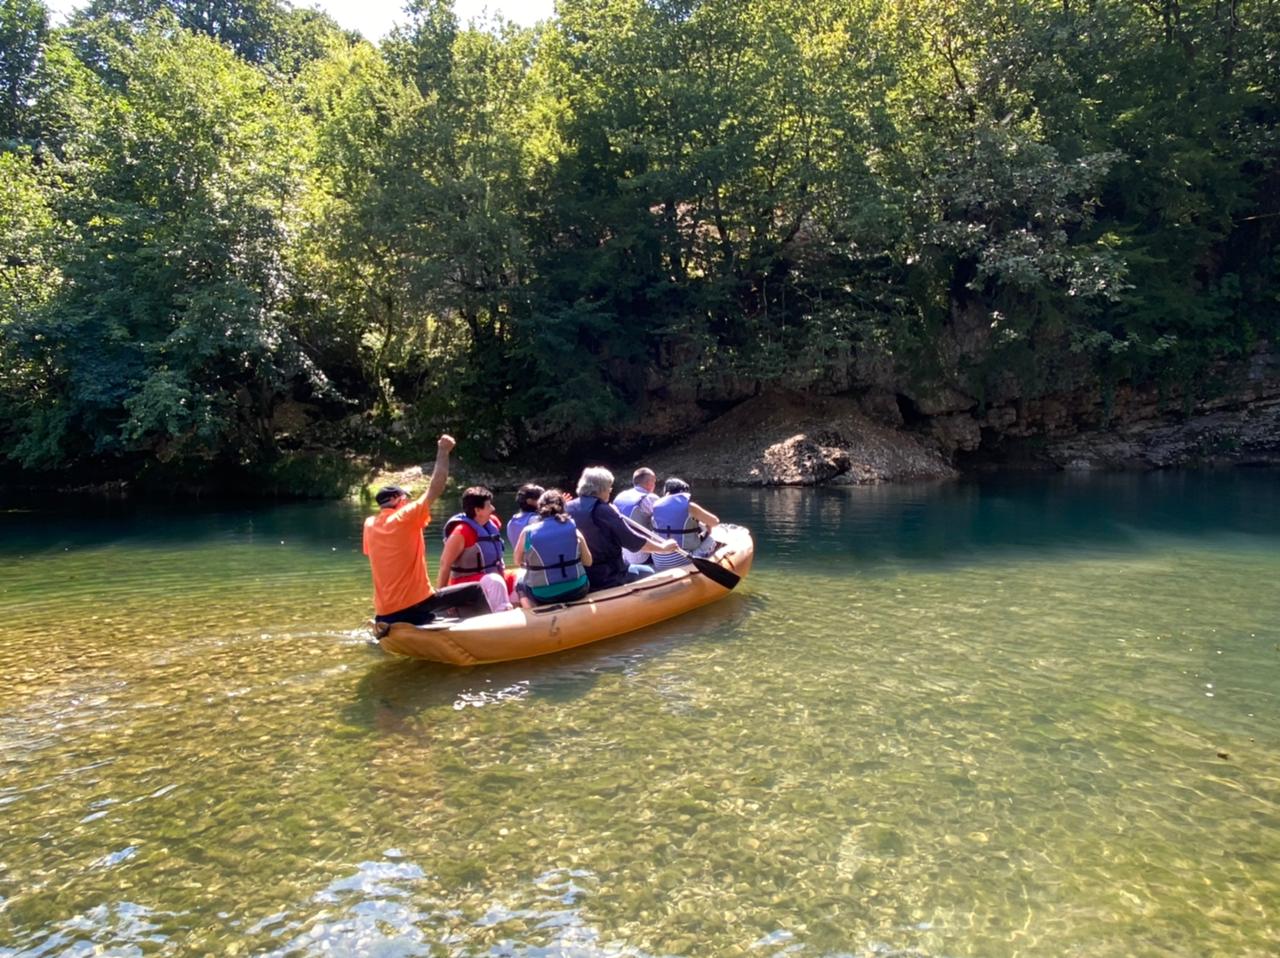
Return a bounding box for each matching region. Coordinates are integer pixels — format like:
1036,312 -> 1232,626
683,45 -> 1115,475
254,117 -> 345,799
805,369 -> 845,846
478,572 -> 513,612
625,564 -> 656,582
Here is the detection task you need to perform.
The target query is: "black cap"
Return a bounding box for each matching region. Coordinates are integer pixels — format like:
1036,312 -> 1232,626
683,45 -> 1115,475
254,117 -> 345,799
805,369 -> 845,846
375,485 -> 409,507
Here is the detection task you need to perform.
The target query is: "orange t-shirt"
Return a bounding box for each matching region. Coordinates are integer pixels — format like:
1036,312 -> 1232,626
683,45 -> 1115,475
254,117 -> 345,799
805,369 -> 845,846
363,498 -> 432,615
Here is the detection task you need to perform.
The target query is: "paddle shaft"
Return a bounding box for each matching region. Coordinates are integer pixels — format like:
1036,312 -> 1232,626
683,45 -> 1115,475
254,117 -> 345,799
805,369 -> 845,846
620,512 -> 740,591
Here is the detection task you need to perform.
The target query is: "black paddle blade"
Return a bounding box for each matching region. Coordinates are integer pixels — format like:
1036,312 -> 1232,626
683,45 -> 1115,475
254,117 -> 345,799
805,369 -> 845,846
688,553 -> 741,590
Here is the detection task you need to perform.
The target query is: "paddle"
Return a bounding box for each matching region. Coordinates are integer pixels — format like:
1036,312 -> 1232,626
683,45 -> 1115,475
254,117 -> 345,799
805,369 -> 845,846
621,513 -> 741,591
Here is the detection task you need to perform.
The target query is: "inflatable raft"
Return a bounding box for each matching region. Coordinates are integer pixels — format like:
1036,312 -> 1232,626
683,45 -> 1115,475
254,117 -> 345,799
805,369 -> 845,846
377,524 -> 754,665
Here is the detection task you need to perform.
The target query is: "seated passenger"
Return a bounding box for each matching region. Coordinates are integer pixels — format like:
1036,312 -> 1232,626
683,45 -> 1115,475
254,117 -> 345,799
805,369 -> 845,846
363,435 -> 491,629
650,477 -> 720,572
506,483 -> 544,549
613,467 -> 658,567
513,490 -> 594,607
436,486 -> 515,612
565,466 -> 678,591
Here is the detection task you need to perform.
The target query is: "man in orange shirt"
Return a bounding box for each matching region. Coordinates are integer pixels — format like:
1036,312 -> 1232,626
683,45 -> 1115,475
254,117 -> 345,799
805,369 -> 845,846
363,434 -> 487,629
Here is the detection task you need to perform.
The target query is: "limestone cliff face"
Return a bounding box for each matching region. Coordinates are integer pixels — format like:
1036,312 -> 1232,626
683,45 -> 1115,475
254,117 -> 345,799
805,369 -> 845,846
638,348 -> 1280,485
966,349 -> 1280,472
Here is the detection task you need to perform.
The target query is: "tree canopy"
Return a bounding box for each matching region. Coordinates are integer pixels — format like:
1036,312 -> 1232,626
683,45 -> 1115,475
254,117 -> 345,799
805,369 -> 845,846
2,0 -> 1276,487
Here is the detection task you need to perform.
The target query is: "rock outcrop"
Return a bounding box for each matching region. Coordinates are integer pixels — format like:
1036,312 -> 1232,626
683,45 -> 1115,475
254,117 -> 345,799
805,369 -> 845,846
643,349 -> 1280,485
649,392 -> 957,485
968,349 -> 1280,471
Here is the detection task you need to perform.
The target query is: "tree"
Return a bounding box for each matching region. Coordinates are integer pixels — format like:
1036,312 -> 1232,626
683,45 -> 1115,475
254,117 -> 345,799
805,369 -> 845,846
0,0 -> 49,144
4,21 -> 314,472
70,0 -> 354,72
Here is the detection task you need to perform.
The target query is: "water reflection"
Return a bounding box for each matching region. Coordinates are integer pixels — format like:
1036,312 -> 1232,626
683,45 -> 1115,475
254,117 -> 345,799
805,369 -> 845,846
252,857 -> 660,958
1,472 -> 1278,957
693,471 -> 1280,575
11,901 -> 172,957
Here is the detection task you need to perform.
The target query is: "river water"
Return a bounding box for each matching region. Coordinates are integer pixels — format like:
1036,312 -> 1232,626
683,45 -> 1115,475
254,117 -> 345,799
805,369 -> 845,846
1,472 -> 1277,956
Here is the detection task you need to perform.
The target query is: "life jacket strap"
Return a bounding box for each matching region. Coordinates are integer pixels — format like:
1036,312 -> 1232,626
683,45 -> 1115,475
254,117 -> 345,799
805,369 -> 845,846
525,555 -> 581,572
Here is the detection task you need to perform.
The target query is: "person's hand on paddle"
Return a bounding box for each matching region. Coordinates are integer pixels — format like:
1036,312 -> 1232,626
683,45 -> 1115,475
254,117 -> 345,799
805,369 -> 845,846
655,538 -> 679,554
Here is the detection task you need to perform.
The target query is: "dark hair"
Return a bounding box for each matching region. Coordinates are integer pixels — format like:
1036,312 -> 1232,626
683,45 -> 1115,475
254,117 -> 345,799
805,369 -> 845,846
663,477 -> 690,496
515,483 -> 544,513
461,486 -> 494,518
536,489 -> 570,521
375,485 -> 408,507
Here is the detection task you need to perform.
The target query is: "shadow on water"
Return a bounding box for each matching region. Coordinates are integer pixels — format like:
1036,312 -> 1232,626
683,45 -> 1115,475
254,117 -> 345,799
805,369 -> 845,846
0,499 -> 369,556
349,591 -> 759,727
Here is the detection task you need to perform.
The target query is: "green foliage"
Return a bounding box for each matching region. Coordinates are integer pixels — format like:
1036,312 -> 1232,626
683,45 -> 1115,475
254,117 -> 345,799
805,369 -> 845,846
4,21 -> 313,471
251,450 -> 367,498
0,0 -> 48,143
1,0 -> 1276,491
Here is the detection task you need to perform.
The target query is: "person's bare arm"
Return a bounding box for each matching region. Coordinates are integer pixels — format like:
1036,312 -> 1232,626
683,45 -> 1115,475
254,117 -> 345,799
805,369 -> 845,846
641,537 -> 680,555
689,501 -> 719,528
437,531 -> 464,590
421,434 -> 455,506
577,530 -> 593,567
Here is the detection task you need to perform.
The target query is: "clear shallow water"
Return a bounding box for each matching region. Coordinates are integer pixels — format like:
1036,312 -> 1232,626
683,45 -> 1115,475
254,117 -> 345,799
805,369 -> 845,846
1,472 -> 1278,957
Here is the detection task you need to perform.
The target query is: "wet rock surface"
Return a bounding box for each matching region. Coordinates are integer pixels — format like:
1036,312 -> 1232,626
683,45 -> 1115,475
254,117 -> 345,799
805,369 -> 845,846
363,350 -> 1280,493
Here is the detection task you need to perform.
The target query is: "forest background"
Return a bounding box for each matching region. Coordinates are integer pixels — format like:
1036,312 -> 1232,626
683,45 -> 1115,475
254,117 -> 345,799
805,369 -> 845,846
2,0 -> 1277,495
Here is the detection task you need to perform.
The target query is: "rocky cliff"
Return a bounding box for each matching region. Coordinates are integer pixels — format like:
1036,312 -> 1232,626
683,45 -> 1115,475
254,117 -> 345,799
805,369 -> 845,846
642,348 -> 1280,485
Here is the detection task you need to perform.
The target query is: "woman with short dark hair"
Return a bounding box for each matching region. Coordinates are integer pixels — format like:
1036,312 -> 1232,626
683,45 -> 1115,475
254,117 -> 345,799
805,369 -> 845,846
507,483 -> 545,549
651,477 -> 719,571
437,486 -> 514,612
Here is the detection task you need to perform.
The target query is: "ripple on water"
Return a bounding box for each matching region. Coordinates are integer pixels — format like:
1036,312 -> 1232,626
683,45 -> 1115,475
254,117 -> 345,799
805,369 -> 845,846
1,481 -> 1279,956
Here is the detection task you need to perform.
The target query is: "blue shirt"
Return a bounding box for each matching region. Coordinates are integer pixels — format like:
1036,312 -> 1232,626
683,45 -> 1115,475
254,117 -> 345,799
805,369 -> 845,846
565,495 -> 649,590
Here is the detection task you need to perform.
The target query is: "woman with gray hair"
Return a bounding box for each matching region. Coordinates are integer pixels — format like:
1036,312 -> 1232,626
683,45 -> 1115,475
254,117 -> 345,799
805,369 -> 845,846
566,466 -> 679,591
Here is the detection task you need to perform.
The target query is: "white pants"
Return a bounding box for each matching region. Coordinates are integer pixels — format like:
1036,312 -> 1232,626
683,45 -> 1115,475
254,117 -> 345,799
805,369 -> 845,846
477,572 -> 513,612
622,547 -> 650,566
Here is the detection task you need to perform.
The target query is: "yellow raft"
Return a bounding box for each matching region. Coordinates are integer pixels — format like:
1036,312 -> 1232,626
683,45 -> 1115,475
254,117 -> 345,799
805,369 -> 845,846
377,524 -> 754,665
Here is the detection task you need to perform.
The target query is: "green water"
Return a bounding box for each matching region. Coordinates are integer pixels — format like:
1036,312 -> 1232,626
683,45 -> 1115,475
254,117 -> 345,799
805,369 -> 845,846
1,472 -> 1278,957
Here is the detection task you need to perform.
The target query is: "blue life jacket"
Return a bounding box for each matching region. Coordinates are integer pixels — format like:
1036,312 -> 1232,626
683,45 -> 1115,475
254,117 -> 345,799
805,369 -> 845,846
507,509 -> 536,549
523,516 -> 586,589
442,513 -> 505,577
651,493 -> 701,551
613,486 -> 652,519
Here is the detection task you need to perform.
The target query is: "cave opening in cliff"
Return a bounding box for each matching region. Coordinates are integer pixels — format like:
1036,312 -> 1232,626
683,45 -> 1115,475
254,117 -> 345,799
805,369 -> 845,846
895,394 -> 928,427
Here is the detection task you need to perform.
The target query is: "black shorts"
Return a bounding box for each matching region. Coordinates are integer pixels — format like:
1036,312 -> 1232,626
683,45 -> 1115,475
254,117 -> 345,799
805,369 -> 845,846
375,583 -> 489,625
